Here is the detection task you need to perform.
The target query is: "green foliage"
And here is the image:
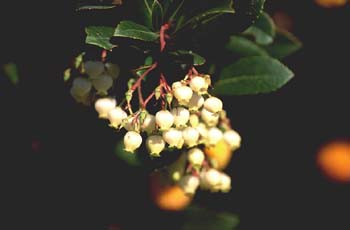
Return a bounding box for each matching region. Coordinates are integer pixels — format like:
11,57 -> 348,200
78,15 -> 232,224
81,1 -> 301,97
262,29 -> 302,59
85,26 -> 116,50
182,205 -> 240,230
212,56 -> 294,95
226,35 -> 269,57
3,63 -> 19,85
244,12 -> 276,45
113,21 -> 159,42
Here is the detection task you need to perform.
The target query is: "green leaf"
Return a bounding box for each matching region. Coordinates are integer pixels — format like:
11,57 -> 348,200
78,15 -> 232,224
151,0 -> 164,30
114,141 -> 142,167
85,26 -> 116,50
113,21 -> 159,42
3,63 -> 19,85
169,0 -> 185,21
76,5 -> 117,11
182,205 -> 240,230
244,12 -> 276,45
226,35 -> 268,57
262,29 -> 302,59
213,56 -> 294,95
169,50 -> 206,66
176,2 -> 235,32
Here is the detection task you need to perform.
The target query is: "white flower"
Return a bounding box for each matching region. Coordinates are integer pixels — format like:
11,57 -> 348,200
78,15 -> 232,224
84,61 -> 104,78
173,86 -> 193,105
189,114 -> 199,127
141,114 -> 156,134
220,173 -> 231,192
162,128 -> 184,148
178,175 -> 200,195
94,97 -> 116,119
187,148 -> 205,166
207,127 -> 223,146
171,81 -> 183,90
71,77 -> 92,97
204,97 -> 223,113
200,168 -> 222,191
195,123 -> 208,143
182,127 -> 200,147
123,131 -> 142,153
224,130 -> 241,150
155,110 -> 174,130
105,62 -> 120,79
146,135 -> 165,156
123,116 -> 137,131
201,108 -> 219,127
92,74 -> 113,95
187,93 -> 204,111
189,76 -> 208,94
107,107 -> 127,128
171,107 -> 190,128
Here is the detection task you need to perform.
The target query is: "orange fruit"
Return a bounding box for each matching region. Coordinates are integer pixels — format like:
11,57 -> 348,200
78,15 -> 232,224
314,0 -> 347,8
317,140 -> 350,183
204,139 -> 233,170
149,172 -> 192,211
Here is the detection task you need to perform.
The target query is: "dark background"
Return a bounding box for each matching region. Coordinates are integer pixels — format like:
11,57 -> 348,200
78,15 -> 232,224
0,1 -> 349,229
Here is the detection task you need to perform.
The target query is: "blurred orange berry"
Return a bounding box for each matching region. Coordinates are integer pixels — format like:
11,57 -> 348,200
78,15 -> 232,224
314,0 -> 347,8
204,139 -> 233,170
317,140 -> 350,183
149,172 -> 192,211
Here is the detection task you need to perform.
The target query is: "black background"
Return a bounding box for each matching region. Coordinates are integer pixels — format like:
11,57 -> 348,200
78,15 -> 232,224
0,1 -> 349,229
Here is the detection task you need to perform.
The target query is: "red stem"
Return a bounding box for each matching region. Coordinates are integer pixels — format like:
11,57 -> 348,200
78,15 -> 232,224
160,23 -> 170,52
142,92 -> 155,108
131,62 -> 157,91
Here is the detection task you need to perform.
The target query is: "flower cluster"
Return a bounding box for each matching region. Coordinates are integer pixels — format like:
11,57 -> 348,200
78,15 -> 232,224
70,61 -> 120,105
92,70 -> 241,195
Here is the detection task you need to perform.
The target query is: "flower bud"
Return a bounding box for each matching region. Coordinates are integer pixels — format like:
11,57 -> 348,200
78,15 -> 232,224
189,76 -> 208,94
224,130 -> 241,150
92,74 -> 113,95
204,97 -> 223,113
141,114 -> 156,134
207,127 -> 223,146
107,107 -> 127,128
178,175 -> 200,195
200,168 -> 221,191
123,131 -> 142,153
201,108 -> 219,127
155,110 -> 174,130
162,128 -> 184,148
182,127 -> 200,147
84,61 -> 104,78
220,173 -> 231,192
187,93 -> 204,111
189,114 -> 199,127
70,90 -> 90,105
71,77 -> 92,97
166,93 -> 173,105
187,148 -> 205,167
171,107 -> 190,128
146,135 -> 165,156
94,97 -> 116,119
173,86 -> 193,105
105,62 -> 120,79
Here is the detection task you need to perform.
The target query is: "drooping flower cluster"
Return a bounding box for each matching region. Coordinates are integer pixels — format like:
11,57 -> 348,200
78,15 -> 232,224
91,69 -> 241,195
